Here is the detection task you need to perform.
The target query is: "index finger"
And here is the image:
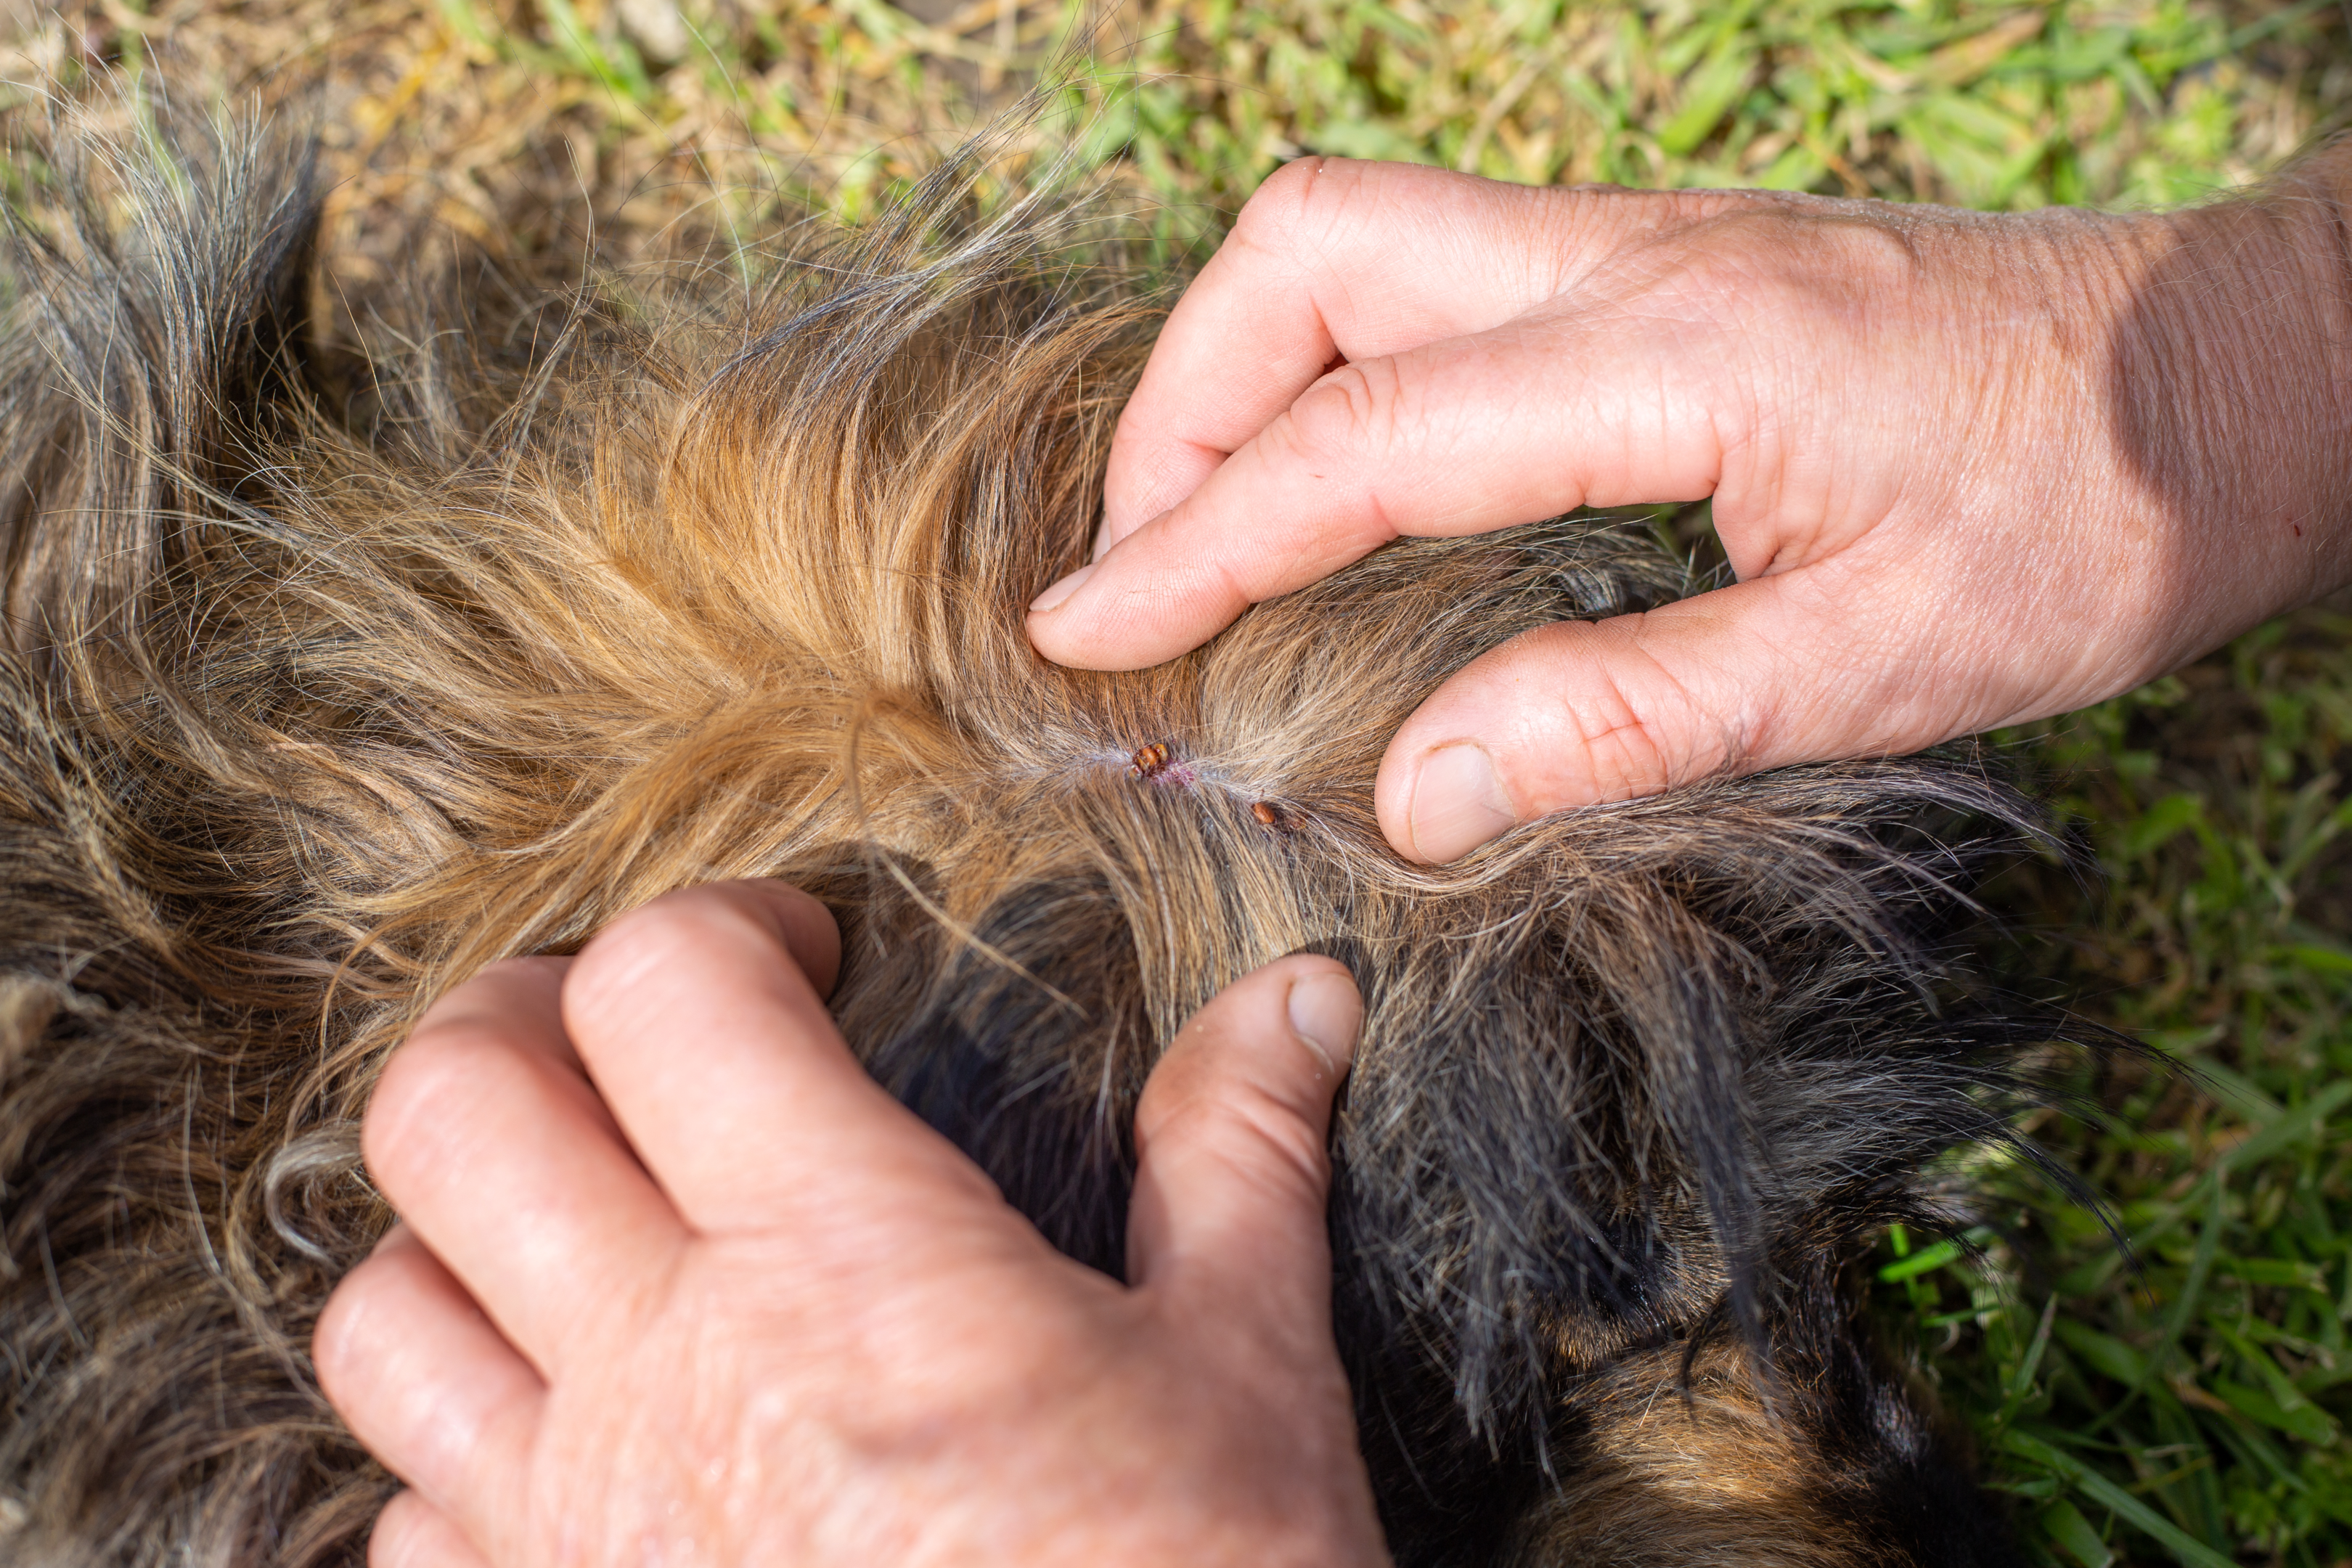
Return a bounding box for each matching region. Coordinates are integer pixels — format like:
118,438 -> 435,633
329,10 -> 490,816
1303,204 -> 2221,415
1101,159 -> 1603,547
1034,301 -> 1737,671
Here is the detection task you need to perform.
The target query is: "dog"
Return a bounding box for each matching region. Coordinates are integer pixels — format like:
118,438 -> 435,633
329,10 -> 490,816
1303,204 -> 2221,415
0,108 -> 2094,1565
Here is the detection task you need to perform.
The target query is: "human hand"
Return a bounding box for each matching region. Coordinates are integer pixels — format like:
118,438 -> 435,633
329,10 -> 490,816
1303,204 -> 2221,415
313,881 -> 1388,1568
1026,155 -> 2352,862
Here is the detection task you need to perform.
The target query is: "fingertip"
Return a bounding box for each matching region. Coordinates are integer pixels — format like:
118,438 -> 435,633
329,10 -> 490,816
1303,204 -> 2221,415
1127,953 -> 1355,1306
310,1220 -> 486,1416
358,1043 -> 461,1221
1022,565 -> 1112,669
1283,963 -> 1363,1080
1144,953 -> 1360,1136
1379,614 -> 1729,858
1027,561 -> 1095,615
1384,741 -> 1519,865
1021,555 -> 1177,673
736,879 -> 843,999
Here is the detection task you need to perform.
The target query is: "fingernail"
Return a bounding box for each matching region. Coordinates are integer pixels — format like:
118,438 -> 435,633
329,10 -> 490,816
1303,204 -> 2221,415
1029,563 -> 1095,615
1286,971 -> 1363,1077
1408,743 -> 1516,863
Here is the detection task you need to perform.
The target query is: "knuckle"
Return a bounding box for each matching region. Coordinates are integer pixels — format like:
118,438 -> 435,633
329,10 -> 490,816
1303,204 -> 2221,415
1575,705 -> 1678,802
1671,210 -> 1920,334
364,1019 -> 534,1179
404,957 -> 542,1037
480,952 -> 567,993
563,881 -> 829,1033
311,1241 -> 417,1409
1233,154 -> 1394,263
1536,183 -> 1695,269
1492,621 -> 1684,808
1280,359 -> 1406,466
383,1013 -> 510,1091
1214,1084 -> 1334,1195
366,1492 -> 431,1568
1143,1050 -> 1334,1197
1581,634 -> 1721,795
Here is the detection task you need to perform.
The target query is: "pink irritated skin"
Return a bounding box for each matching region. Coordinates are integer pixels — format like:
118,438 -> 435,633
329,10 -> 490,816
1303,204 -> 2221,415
314,881 -> 1392,1568
1025,152 -> 2352,865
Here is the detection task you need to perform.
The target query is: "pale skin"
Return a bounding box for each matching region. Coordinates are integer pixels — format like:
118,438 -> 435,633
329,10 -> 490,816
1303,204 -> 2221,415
319,153 -> 2352,1564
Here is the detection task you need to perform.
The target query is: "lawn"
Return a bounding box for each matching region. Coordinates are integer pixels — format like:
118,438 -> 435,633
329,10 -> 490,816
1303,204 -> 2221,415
2,1 -> 2348,1563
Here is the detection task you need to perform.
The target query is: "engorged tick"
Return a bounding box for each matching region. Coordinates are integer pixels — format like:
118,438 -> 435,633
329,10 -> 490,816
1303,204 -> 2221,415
1127,741 -> 1172,780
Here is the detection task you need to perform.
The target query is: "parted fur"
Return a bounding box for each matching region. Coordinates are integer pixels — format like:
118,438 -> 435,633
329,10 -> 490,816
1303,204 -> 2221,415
0,109 -> 2082,1566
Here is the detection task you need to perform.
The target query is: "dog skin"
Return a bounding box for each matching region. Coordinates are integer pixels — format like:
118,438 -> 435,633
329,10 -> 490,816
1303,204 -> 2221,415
0,109 -> 2130,1565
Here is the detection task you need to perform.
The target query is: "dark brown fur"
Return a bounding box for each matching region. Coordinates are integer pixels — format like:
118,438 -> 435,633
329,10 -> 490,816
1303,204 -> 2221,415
0,108 -> 2084,1565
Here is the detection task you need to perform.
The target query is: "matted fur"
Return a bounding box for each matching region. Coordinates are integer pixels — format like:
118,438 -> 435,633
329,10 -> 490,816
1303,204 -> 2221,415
0,108 -> 2079,1565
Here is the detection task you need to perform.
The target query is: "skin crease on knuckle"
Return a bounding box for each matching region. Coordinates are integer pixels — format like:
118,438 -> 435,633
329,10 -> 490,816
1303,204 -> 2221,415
1140,160 -> 1533,465
362,1031 -> 616,1246
7,88 -> 2352,1568
1280,361 -> 1411,501
1468,629 -> 1673,812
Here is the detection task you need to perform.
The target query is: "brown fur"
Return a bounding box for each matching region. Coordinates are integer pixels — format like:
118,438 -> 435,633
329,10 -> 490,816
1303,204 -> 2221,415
0,107 -> 2078,1565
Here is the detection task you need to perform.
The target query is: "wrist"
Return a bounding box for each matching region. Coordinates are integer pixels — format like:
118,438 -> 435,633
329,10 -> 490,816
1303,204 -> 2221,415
2104,137 -> 2352,661
2261,135 -> 2352,598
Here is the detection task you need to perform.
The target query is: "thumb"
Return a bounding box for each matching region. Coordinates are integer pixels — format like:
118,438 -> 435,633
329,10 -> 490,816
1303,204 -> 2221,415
1375,567 -> 1945,863
1125,955 -> 1362,1338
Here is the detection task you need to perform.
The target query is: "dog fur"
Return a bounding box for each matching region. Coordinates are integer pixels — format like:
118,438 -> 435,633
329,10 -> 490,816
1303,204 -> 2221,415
0,109 -> 2086,1565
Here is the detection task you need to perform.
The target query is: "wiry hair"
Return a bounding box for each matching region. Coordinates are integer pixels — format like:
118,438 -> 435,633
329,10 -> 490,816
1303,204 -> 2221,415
0,107 -> 2083,1566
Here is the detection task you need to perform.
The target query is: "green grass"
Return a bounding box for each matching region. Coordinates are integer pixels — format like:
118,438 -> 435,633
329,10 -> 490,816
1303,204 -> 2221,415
10,0 -> 2350,1560
649,0 -> 2343,229
1038,0 -> 2343,234
1877,608 -> 2352,1568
